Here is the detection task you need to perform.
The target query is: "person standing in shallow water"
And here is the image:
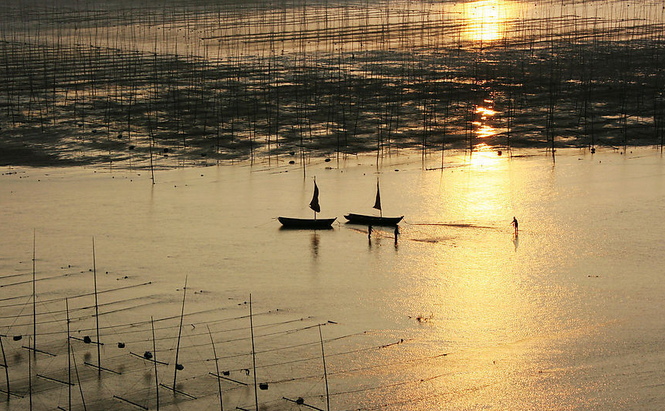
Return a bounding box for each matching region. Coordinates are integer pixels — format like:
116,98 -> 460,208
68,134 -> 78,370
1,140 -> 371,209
511,217 -> 519,236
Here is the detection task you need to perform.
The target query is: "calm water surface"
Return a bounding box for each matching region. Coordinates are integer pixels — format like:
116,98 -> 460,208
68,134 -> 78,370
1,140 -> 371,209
1,147 -> 665,410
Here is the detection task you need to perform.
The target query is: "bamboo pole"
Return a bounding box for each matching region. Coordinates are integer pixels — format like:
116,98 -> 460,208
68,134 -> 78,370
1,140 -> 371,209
208,325 -> 223,411
152,317 -> 159,411
249,294 -> 259,411
92,237 -> 101,376
66,298 -> 71,411
172,276 -> 187,390
0,334 -> 9,400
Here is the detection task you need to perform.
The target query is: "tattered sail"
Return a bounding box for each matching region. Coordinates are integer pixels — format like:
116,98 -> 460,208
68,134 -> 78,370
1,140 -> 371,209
279,179 -> 336,228
373,181 -> 382,211
343,179 -> 402,226
309,182 -> 321,213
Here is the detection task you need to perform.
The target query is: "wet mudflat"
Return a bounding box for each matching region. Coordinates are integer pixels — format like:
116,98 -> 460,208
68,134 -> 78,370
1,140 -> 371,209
2,147 -> 665,410
2,0 -> 665,409
1,0 -> 664,168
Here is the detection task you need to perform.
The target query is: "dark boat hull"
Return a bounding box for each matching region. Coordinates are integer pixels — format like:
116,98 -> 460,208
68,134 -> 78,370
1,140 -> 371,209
344,213 -> 403,226
278,217 -> 336,229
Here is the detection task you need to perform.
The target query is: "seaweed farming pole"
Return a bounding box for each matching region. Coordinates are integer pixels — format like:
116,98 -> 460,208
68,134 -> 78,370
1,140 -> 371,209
32,230 -> 36,357
66,299 -> 71,411
28,336 -> 32,411
172,276 -> 187,390
0,333 -> 9,400
319,325 -> 330,411
249,294 -> 259,411
92,237 -> 101,376
208,325 -> 223,411
149,119 -> 156,185
151,317 -> 159,411
71,345 -> 87,411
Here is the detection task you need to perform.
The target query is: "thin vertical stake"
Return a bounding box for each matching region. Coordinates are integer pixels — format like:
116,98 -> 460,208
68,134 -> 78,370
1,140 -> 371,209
152,317 -> 159,411
208,325 -> 223,411
28,336 -> 32,411
249,294 -> 259,411
66,299 -> 71,411
71,346 -> 87,411
173,276 -> 187,390
0,334 -> 9,400
32,230 -> 36,358
92,237 -> 101,376
319,325 -> 330,411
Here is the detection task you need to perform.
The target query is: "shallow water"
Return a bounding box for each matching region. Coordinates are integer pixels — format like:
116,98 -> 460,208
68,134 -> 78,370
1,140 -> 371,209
2,0 -> 665,167
2,147 -> 665,410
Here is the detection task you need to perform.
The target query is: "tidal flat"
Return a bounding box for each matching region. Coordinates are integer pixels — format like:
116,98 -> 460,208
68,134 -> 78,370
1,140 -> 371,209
2,0 -> 665,409
2,147 -> 665,410
0,0 -> 664,168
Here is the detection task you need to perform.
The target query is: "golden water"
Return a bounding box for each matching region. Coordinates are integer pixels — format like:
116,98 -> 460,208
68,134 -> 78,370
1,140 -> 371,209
2,147 -> 665,410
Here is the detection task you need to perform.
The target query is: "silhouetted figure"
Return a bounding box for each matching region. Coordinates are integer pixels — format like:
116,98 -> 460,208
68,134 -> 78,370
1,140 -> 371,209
511,217 -> 519,236
368,225 -> 373,239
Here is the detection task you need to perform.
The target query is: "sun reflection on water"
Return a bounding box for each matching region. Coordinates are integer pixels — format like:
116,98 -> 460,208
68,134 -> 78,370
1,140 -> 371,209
473,100 -> 499,139
465,143 -> 503,169
460,0 -> 514,43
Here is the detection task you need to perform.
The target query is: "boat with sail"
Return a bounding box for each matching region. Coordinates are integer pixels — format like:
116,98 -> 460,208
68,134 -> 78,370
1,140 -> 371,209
279,179 -> 336,229
344,180 -> 403,226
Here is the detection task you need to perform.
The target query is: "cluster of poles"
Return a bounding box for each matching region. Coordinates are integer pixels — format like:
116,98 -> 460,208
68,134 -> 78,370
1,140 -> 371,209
1,235 -> 346,411
0,233 -> 471,411
0,0 -> 664,169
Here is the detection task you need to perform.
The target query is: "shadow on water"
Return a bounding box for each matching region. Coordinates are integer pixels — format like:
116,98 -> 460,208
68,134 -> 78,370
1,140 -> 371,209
513,233 -> 520,251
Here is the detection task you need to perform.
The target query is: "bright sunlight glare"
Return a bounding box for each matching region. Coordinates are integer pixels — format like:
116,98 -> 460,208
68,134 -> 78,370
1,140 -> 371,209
460,0 -> 513,42
474,104 -> 498,138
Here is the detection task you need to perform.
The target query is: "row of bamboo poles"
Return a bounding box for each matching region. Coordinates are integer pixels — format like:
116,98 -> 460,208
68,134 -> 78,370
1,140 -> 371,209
0,0 -> 664,169
0,235 -> 429,411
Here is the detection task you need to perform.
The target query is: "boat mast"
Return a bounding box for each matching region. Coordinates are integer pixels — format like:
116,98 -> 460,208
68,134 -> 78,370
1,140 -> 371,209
173,276 -> 187,390
373,179 -> 382,218
310,178 -> 320,221
249,294 -> 259,411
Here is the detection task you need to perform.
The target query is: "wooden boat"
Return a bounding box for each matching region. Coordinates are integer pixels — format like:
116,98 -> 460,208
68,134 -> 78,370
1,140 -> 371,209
278,216 -> 336,229
343,213 -> 403,226
279,180 -> 336,229
344,180 -> 403,226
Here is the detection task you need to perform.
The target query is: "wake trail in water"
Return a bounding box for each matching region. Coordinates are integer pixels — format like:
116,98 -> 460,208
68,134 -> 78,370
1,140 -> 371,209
404,221 -> 499,230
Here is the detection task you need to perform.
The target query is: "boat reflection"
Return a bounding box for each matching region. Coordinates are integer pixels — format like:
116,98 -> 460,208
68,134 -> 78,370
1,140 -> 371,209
311,232 -> 320,258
